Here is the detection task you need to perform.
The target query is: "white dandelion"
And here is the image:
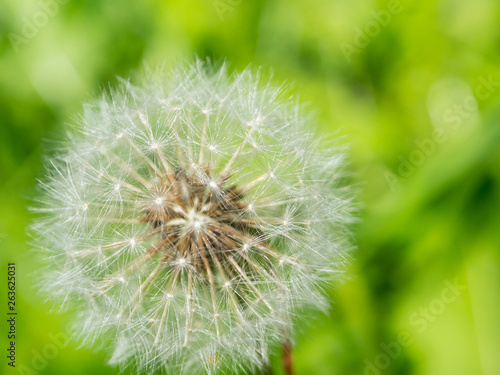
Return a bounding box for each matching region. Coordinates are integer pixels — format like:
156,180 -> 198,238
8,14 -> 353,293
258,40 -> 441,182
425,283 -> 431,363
32,60 -> 354,374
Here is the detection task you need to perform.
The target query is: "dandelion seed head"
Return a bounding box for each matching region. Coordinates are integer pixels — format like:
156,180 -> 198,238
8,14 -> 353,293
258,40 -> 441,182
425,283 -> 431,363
33,60 -> 354,375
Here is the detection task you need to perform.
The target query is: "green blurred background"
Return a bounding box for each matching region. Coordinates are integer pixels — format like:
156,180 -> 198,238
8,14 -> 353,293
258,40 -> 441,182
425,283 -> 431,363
1,0 -> 500,374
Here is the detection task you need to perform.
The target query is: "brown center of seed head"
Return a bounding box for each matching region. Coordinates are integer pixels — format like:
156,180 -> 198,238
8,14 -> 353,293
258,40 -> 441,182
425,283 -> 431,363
143,168 -> 250,270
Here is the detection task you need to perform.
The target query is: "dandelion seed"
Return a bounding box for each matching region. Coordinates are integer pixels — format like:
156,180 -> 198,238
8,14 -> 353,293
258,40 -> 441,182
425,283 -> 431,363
33,60 -> 354,375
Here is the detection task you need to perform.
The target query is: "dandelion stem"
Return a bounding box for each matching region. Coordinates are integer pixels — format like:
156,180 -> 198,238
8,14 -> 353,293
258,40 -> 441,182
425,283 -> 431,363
282,338 -> 295,375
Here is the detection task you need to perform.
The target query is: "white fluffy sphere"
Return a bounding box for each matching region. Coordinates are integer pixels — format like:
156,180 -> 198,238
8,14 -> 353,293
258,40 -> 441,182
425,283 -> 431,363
33,61 -> 354,374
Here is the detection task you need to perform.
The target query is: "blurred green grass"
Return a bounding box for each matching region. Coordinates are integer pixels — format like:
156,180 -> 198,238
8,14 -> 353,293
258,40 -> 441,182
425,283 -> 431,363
1,0 -> 500,374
